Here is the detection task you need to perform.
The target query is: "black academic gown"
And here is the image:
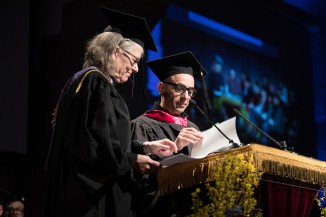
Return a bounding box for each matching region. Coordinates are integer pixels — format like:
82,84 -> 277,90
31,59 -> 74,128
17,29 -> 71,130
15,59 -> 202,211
45,67 -> 139,217
130,102 -> 200,217
131,102 -> 199,152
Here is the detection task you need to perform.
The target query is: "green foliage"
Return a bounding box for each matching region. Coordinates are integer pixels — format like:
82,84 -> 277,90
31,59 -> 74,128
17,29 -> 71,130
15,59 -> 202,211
188,154 -> 263,217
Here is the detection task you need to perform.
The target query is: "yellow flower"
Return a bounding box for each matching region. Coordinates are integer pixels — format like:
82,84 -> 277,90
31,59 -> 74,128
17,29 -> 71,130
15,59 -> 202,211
188,153 -> 263,217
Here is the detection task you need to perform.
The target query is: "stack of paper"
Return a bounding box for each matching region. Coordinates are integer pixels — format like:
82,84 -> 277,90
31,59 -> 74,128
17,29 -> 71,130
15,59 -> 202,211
160,117 -> 241,167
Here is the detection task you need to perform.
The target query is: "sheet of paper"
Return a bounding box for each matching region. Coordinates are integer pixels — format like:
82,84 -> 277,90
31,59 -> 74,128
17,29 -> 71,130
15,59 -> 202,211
191,117 -> 240,158
160,117 -> 241,167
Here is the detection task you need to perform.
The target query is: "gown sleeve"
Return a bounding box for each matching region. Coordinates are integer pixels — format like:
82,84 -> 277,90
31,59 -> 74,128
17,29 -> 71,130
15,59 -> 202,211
131,117 -> 161,144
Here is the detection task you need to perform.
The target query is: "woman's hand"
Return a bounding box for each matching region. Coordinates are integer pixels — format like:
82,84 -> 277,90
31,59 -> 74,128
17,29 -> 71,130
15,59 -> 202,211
133,155 -> 160,174
143,139 -> 178,157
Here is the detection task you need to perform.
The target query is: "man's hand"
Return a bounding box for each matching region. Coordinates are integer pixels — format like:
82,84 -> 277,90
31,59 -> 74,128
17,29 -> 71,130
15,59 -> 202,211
133,154 -> 161,174
175,127 -> 203,151
143,139 -> 178,158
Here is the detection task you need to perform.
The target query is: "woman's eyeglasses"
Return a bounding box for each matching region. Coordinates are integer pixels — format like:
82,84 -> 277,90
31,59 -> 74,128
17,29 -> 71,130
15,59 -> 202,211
120,48 -> 141,66
163,81 -> 197,98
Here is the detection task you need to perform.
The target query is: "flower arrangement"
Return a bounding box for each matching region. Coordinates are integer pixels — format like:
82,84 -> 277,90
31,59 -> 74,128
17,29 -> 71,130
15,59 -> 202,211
188,153 -> 263,217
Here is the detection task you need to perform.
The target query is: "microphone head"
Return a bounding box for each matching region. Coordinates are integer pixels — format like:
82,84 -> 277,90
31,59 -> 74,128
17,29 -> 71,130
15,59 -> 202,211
233,108 -> 241,115
190,99 -> 196,105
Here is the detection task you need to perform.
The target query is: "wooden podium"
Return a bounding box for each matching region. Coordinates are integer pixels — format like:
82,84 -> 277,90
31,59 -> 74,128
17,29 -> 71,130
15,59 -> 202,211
157,144 -> 326,217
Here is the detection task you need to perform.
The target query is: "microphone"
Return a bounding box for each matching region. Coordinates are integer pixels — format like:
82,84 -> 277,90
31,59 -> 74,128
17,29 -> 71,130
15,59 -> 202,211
233,108 -> 291,151
190,99 -> 242,150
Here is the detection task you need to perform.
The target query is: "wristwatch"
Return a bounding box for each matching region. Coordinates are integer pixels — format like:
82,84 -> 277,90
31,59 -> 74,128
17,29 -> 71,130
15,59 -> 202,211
142,141 -> 151,155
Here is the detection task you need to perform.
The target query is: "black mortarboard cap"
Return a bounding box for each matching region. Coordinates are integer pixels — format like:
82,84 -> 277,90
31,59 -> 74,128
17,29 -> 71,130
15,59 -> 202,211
147,51 -> 212,110
147,51 -> 207,81
101,6 -> 157,52
0,189 -> 10,206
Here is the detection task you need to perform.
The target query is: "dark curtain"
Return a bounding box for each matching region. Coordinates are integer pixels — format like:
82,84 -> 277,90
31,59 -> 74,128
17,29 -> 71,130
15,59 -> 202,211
257,179 -> 319,217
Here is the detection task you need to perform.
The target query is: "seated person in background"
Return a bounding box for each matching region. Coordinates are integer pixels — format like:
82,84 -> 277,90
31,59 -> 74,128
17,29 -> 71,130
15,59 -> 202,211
131,51 -> 209,217
226,68 -> 242,99
0,189 -> 10,217
208,54 -> 228,122
8,194 -> 25,217
0,194 -> 4,217
208,54 -> 226,97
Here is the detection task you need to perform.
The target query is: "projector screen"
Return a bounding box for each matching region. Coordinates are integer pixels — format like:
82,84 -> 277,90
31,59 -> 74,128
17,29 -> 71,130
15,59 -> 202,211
145,4 -> 315,156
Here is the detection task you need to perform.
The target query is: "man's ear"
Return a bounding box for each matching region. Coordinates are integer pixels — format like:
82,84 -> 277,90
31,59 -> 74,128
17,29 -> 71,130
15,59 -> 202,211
157,82 -> 164,95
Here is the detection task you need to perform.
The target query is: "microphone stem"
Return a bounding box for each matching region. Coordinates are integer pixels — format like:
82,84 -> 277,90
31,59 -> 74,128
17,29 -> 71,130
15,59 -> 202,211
234,109 -> 282,148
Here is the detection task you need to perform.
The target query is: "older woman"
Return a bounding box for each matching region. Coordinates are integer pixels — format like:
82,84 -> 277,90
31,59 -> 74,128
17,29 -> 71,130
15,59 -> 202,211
44,8 -> 177,217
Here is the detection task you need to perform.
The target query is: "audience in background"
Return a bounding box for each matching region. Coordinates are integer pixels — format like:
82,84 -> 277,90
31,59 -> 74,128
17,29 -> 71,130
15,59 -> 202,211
207,53 -> 298,147
0,190 -> 24,217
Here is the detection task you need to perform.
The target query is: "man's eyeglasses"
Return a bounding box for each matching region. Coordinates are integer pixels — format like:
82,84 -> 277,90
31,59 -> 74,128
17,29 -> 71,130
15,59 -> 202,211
120,48 -> 141,66
163,81 -> 197,98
